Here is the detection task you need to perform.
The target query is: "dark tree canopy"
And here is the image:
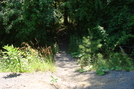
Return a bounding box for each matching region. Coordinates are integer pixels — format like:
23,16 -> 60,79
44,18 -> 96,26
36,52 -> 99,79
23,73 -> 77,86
0,0 -> 134,50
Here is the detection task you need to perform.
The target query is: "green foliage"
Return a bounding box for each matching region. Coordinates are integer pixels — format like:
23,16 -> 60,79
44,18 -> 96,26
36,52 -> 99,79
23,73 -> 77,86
95,53 -> 133,75
0,0 -> 134,76
96,52 -> 133,75
114,66 -> 122,71
79,69 -> 86,73
0,0 -> 61,47
103,1 -> 134,50
0,0 -> 24,46
67,0 -> 134,75
22,0 -> 55,42
0,45 -> 55,73
108,53 -> 132,67
76,34 -> 133,75
1,45 -> 24,73
68,34 -> 82,53
71,52 -> 81,58
78,36 -> 102,68
96,65 -> 109,75
52,42 -> 59,54
50,76 -> 58,83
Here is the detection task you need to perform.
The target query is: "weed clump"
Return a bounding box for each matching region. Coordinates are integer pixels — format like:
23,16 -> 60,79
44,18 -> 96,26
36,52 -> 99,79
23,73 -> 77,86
0,43 -> 56,73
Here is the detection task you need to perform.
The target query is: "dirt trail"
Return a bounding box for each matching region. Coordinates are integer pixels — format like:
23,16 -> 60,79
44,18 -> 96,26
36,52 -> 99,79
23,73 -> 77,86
53,51 -> 90,89
0,50 -> 134,89
51,51 -> 134,89
0,40 -> 134,89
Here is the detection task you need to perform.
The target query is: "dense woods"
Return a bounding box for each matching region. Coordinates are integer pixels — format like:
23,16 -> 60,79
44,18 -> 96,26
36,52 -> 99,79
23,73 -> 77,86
0,0 -> 134,74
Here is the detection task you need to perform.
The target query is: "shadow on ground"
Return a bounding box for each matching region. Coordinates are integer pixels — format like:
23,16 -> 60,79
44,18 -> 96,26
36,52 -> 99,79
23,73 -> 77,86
72,70 -> 134,89
54,50 -> 134,89
3,73 -> 21,79
54,38 -> 134,89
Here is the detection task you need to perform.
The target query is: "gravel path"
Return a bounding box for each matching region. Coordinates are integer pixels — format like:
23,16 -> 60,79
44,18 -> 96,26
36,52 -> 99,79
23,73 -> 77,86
0,50 -> 134,89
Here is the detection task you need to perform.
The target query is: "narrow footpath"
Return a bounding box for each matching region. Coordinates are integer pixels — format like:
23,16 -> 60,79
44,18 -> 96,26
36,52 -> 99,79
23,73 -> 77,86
52,50 -> 134,89
0,39 -> 134,89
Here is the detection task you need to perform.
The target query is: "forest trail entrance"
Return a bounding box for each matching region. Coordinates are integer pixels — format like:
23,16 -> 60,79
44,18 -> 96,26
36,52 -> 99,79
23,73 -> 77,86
52,39 -> 134,88
57,27 -> 69,52
0,43 -> 134,89
52,48 -> 134,89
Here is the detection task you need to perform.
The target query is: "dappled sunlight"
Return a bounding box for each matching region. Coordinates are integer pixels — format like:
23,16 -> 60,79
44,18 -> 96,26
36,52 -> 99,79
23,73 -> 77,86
53,50 -> 134,89
1,0 -> 134,88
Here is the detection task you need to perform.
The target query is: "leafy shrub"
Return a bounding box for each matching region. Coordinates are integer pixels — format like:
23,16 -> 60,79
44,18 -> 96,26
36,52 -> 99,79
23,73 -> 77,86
0,45 -> 55,73
77,35 -> 133,75
1,45 -> 25,73
96,65 -> 109,75
78,36 -> 102,68
104,3 -> 134,50
107,53 -> 133,70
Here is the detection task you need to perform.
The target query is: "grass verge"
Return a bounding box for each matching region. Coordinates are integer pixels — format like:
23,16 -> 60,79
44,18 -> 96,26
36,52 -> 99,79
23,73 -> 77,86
0,44 -> 56,73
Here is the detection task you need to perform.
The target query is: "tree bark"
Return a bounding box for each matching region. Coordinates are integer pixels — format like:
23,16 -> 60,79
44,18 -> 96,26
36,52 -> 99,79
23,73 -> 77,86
64,0 -> 68,26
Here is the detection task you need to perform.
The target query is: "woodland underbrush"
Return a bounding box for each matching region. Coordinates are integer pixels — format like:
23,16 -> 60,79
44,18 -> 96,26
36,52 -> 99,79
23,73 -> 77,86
0,42 -> 59,73
68,27 -> 134,75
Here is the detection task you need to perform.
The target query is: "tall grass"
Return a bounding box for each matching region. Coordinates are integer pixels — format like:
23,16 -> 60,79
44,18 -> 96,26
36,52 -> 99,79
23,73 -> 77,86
0,43 -> 57,73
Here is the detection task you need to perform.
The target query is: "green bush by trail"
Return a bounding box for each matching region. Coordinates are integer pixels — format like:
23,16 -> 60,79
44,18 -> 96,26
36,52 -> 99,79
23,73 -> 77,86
75,35 -> 133,75
0,44 -> 56,73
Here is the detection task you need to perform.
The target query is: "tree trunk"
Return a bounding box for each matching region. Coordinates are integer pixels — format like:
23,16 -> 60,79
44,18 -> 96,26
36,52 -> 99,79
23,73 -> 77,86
64,0 -> 68,26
